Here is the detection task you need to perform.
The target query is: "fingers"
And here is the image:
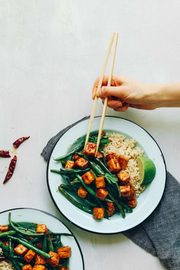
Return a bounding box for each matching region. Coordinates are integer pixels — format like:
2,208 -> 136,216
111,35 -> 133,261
106,99 -> 129,112
107,99 -> 123,109
114,104 -> 129,112
92,76 -> 122,99
98,85 -> 128,100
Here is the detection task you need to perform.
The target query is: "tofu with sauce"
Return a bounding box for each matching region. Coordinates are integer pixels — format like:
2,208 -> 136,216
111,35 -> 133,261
82,171 -> 95,184
77,186 -> 88,198
65,160 -> 75,169
83,142 -> 96,156
95,176 -> 105,188
57,246 -> 71,258
93,208 -> 105,220
96,188 -> 109,200
117,170 -> 130,185
107,158 -> 121,173
75,157 -> 88,169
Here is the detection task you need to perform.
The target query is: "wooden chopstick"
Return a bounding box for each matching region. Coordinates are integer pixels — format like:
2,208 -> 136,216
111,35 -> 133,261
95,33 -> 119,155
84,33 -> 116,148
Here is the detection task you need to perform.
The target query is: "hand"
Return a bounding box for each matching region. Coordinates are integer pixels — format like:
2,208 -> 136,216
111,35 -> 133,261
92,76 -> 161,111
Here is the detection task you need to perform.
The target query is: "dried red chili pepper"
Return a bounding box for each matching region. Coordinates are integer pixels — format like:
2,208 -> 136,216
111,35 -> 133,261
13,136 -> 30,149
0,150 -> 10,158
3,155 -> 17,184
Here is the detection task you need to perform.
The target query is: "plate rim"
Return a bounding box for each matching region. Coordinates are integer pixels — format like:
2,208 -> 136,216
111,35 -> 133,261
0,207 -> 85,270
46,115 -> 167,235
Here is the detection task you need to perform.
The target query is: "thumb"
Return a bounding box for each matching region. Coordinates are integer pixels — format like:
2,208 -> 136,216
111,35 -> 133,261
98,85 -> 128,100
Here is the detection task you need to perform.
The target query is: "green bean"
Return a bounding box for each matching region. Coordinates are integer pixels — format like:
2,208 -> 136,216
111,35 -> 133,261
71,178 -> 81,185
60,184 -> 97,207
63,176 -> 80,192
94,159 -> 118,184
8,236 -> 51,259
108,193 -> 125,218
47,235 -> 54,252
51,167 -> 89,176
0,230 -> 16,238
118,200 -> 133,213
0,240 -> 10,253
42,235 -> 48,252
93,159 -> 120,199
94,158 -> 110,173
54,141 -> 84,161
8,238 -> 16,260
76,174 -> 97,198
52,234 -> 62,251
89,161 -> 104,176
9,213 -> 44,237
75,174 -> 108,209
15,222 -> 37,230
59,185 -> 93,214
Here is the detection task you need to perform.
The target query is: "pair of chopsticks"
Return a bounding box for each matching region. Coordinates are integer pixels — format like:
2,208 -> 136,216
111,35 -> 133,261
84,33 -> 119,154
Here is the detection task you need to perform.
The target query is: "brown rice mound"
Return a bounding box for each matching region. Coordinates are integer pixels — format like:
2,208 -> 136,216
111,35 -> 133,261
103,132 -> 145,196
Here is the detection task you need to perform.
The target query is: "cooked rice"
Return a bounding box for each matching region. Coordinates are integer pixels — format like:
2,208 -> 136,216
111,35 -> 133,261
0,261 -> 13,270
103,132 -> 145,195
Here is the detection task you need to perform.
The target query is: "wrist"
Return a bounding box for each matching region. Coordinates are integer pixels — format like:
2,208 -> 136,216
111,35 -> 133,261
142,84 -> 163,108
143,83 -> 180,108
157,83 -> 180,107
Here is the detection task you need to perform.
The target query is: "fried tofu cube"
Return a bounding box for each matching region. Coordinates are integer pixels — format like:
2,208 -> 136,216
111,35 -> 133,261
35,255 -> 46,265
106,153 -> 118,161
36,224 -> 48,233
93,208 -> 105,220
120,185 -> 131,198
77,186 -> 88,198
117,170 -> 130,185
24,249 -> 36,263
48,251 -> 59,267
65,160 -> 74,169
107,202 -> 116,217
127,196 -> 137,208
75,157 -> 88,169
0,225 -> 9,232
82,171 -> 95,184
118,155 -> 129,170
57,246 -> 71,259
83,142 -> 96,156
33,266 -> 46,270
95,176 -> 105,188
107,158 -> 121,173
14,244 -> 28,255
96,188 -> 109,200
22,265 -> 33,270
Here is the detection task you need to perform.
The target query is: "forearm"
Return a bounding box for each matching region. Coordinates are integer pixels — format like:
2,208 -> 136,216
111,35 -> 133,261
145,83 -> 180,108
93,76 -> 180,110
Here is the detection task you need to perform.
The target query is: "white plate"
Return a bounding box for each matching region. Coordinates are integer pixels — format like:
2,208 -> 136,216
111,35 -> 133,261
0,208 -> 84,269
47,116 -> 166,234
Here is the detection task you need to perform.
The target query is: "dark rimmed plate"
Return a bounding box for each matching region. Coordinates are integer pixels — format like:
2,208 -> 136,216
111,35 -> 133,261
0,208 -> 85,269
47,116 -> 166,234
